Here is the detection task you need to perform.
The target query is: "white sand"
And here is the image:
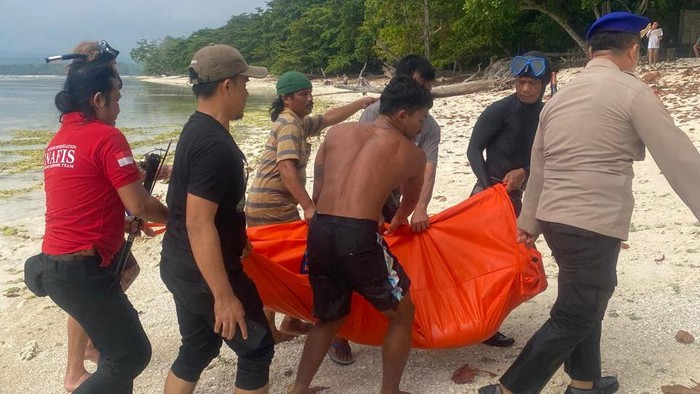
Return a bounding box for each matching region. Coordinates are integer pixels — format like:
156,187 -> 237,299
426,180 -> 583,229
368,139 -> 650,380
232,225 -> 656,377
1,59 -> 699,393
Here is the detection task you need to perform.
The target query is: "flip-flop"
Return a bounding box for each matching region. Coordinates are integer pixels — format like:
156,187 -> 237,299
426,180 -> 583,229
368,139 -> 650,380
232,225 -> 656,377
327,341 -> 355,365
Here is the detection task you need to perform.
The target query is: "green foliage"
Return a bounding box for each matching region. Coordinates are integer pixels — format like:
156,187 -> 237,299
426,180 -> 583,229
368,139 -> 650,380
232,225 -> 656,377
130,0 -> 690,76
130,37 -> 193,76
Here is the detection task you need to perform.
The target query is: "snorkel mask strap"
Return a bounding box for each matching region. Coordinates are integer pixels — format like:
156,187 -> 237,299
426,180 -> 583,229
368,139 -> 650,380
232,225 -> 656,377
45,53 -> 88,63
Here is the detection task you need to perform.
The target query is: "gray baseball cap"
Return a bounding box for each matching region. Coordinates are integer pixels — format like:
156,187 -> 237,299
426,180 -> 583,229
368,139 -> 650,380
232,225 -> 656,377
188,44 -> 267,85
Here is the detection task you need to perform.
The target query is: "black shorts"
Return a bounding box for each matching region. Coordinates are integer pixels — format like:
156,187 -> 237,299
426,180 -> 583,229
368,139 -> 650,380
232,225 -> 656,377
307,213 -> 411,321
160,241 -> 274,390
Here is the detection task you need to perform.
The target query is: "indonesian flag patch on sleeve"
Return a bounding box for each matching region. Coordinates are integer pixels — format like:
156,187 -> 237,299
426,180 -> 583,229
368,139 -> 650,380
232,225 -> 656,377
115,151 -> 135,167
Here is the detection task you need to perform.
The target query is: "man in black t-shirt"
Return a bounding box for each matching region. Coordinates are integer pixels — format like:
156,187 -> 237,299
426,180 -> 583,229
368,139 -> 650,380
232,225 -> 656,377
159,44 -> 274,393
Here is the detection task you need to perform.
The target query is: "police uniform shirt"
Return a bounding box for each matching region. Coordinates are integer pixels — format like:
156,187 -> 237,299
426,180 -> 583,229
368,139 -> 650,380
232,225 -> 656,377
518,58 -> 700,240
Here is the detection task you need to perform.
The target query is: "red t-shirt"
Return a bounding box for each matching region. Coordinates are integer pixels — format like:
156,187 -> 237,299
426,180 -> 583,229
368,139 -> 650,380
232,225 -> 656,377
42,112 -> 140,266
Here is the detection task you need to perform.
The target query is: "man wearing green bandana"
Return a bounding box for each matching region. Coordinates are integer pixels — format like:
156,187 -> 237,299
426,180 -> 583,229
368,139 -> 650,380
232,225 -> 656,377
245,71 -> 376,345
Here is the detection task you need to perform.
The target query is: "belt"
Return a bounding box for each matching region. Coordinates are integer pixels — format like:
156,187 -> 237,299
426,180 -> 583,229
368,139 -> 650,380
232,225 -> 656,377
46,250 -> 97,262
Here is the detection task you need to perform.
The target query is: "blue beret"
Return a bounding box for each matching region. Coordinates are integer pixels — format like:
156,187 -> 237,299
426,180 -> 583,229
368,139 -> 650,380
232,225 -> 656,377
586,11 -> 650,41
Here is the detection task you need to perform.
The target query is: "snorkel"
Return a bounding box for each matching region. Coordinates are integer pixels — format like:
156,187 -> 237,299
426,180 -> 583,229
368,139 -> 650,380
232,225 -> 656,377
46,40 -> 120,63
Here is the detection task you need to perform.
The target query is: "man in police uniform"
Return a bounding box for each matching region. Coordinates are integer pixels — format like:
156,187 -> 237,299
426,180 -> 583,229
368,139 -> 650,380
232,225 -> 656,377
480,12 -> 700,394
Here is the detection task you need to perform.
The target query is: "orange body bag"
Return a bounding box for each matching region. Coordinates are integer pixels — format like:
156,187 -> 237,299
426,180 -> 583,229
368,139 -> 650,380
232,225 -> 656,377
243,185 -> 546,348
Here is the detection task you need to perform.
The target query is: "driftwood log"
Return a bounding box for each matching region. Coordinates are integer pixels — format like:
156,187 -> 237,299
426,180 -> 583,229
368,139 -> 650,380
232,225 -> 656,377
332,78 -> 509,98
431,79 -> 508,98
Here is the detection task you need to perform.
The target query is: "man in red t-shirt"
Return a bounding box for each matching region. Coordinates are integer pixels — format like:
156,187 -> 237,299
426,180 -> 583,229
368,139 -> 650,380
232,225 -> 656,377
24,59 -> 168,393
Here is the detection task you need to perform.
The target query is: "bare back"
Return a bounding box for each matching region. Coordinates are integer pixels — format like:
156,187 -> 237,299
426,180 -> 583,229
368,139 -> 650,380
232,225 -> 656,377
314,121 -> 426,220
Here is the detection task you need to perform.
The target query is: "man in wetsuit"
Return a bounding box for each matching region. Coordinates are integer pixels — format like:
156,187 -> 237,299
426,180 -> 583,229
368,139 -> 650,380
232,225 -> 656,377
466,51 -> 552,348
288,76 -> 431,394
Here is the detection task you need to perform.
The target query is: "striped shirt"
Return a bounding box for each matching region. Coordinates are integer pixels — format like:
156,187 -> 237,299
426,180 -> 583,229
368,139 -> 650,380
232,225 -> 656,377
245,108 -> 324,226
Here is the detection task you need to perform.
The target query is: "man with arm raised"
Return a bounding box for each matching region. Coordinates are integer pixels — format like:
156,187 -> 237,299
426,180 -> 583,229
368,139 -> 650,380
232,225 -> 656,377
245,71 -> 376,346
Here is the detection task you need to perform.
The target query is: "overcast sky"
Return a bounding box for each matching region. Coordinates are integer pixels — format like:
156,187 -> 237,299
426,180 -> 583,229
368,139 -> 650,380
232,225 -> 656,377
0,0 -> 268,60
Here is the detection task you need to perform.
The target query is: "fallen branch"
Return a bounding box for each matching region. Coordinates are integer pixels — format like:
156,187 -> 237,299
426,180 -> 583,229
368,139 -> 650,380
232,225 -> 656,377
332,78 -> 508,98
331,85 -> 383,94
431,79 -> 508,98
462,64 -> 483,83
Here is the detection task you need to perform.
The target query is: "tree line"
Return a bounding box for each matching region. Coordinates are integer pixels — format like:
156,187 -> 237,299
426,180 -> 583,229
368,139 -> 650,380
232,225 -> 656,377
130,0 -> 694,77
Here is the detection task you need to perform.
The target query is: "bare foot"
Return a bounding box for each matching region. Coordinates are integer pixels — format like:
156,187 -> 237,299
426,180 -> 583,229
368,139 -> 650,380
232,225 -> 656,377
280,316 -> 313,336
64,370 -> 91,392
84,340 -> 99,364
272,329 -> 297,344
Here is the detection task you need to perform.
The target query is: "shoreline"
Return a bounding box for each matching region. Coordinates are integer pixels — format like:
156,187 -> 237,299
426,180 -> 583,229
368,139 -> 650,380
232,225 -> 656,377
1,58 -> 699,393
136,74 -> 377,105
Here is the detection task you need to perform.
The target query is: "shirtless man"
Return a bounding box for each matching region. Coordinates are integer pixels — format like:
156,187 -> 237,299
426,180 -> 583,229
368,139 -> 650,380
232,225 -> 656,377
289,76 -> 431,394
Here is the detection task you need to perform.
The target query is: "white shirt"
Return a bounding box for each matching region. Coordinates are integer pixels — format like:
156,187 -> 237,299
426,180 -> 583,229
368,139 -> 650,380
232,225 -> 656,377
647,28 -> 663,49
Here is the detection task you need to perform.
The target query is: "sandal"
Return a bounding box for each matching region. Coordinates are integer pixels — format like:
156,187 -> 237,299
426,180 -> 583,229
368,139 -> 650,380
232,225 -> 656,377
327,339 -> 355,365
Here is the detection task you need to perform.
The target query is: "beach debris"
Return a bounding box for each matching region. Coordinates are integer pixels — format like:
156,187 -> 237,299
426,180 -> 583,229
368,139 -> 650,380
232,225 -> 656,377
641,71 -> 662,84
450,363 -> 497,384
661,380 -> 700,394
4,277 -> 23,285
2,286 -> 22,297
675,330 -> 695,344
655,255 -> 666,263
19,340 -> 38,361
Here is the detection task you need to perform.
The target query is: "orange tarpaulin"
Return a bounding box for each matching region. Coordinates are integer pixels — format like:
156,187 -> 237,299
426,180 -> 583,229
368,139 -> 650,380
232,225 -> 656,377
243,184 -> 547,349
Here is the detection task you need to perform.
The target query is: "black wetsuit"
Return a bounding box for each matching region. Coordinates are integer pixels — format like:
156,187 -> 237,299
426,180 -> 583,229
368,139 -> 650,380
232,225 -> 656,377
467,93 -> 544,215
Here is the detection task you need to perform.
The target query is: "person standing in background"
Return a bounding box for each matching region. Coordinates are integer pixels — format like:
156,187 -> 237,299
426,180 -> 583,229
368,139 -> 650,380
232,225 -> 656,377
646,21 -> 663,67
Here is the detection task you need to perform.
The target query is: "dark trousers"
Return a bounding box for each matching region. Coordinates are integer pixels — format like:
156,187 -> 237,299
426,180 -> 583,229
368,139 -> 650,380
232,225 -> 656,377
159,243 -> 274,390
25,253 -> 151,394
500,221 -> 621,394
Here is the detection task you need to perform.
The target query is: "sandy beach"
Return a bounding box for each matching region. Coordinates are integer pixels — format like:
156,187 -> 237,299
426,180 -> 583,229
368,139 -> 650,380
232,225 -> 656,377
1,58 -> 699,393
